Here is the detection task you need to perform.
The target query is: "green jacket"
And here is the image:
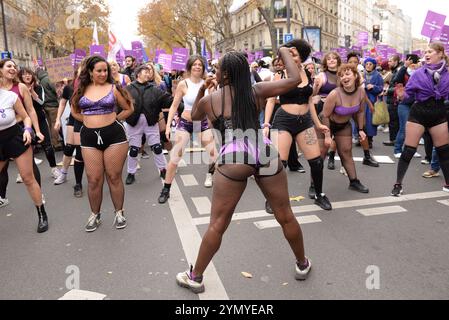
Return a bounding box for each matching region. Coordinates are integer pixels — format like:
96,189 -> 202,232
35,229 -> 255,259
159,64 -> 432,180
37,69 -> 58,108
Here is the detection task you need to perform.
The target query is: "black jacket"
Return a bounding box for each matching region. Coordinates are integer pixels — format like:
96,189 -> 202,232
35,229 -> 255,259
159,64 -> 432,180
36,69 -> 58,108
123,67 -> 136,82
125,81 -> 173,127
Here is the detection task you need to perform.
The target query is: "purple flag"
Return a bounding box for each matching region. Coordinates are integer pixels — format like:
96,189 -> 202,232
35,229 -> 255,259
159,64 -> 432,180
124,50 -> 134,59
171,47 -> 189,71
438,25 -> 449,44
116,52 -> 124,67
214,50 -> 221,60
131,41 -> 144,63
90,45 -> 106,58
74,49 -> 86,67
157,53 -> 172,72
357,32 -> 369,47
421,10 -> 446,39
312,52 -> 323,60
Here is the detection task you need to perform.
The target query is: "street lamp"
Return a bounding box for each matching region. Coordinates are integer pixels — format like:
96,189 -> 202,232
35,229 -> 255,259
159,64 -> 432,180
1,0 -> 8,51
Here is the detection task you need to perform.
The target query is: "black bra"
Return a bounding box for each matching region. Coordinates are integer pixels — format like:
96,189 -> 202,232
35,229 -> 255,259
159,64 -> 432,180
279,76 -> 313,105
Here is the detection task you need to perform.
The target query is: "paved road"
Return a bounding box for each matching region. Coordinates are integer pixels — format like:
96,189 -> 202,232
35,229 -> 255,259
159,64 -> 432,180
1,131 -> 448,300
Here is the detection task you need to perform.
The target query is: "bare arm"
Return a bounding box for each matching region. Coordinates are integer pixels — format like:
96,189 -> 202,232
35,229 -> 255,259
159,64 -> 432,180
114,87 -> 134,121
55,98 -> 68,131
252,47 -> 301,103
191,76 -> 216,121
13,99 -> 32,145
19,83 -> 42,141
321,90 -> 338,139
165,80 -> 186,135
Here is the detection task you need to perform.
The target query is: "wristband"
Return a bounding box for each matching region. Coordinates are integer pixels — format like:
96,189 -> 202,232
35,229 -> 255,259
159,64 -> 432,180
24,127 -> 33,133
262,123 -> 272,129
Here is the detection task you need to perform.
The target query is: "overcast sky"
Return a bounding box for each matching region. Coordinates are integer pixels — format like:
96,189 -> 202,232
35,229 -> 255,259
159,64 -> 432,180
107,0 -> 449,48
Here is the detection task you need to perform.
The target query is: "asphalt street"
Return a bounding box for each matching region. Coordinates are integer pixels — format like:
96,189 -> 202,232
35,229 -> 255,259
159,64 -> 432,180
1,130 -> 448,300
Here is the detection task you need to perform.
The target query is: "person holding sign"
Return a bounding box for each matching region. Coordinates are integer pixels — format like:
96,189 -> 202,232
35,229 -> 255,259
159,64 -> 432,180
158,55 -> 217,204
71,56 -> 134,232
391,43 -> 449,196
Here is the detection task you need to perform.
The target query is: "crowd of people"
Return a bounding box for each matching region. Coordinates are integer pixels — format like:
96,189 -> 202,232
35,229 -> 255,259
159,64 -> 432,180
0,38 -> 448,293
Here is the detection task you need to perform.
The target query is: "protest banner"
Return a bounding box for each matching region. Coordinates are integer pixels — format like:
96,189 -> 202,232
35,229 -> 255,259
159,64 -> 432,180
421,10 -> 446,39
45,56 -> 74,83
171,47 -> 189,71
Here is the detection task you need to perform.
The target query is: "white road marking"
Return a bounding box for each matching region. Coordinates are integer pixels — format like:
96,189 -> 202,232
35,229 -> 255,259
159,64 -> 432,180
335,155 -> 394,164
168,180 -> 228,300
437,200 -> 449,207
254,215 -> 322,229
58,290 -> 106,300
180,174 -> 199,187
192,191 -> 448,226
192,197 -> 211,215
357,205 -> 407,217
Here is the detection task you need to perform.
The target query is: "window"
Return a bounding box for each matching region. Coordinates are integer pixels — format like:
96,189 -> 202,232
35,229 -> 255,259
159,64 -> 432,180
276,27 -> 284,46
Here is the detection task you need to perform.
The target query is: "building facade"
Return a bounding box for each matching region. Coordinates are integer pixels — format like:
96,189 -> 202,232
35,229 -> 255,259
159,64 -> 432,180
0,0 -> 48,66
372,0 -> 412,53
215,0 -> 339,56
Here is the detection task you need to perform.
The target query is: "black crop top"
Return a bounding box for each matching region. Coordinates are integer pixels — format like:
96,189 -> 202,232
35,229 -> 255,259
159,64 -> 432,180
279,73 -> 313,105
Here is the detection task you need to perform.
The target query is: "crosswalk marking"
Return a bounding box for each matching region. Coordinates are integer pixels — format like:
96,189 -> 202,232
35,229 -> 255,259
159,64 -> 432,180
180,174 -> 199,187
357,205 -> 407,217
59,290 -> 106,300
335,155 -> 394,164
192,197 -> 211,215
192,191 -> 448,226
254,215 -> 322,229
437,200 -> 449,207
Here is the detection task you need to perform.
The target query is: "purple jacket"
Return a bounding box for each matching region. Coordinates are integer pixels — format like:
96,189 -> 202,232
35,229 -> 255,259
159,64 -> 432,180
405,65 -> 449,102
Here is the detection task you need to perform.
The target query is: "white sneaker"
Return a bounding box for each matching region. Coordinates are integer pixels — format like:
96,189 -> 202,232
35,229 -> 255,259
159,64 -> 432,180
34,157 -> 43,165
413,152 -> 422,158
352,137 -> 358,144
295,257 -> 312,280
137,161 -> 141,170
340,167 -> 347,176
421,159 -> 430,165
419,138 -> 425,145
51,168 -> 61,179
443,186 -> 449,193
16,174 -> 23,183
383,127 -> 390,133
176,267 -> 205,294
163,149 -> 169,155
204,173 -> 213,188
394,153 -> 402,159
54,172 -> 67,185
0,197 -> 9,208
42,194 -> 46,205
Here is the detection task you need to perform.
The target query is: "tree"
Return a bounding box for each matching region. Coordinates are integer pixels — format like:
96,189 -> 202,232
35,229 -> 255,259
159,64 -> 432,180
255,0 -> 278,56
25,0 -> 109,57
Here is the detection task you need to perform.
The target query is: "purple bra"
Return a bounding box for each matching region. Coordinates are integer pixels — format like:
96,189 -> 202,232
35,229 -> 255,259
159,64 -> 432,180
334,104 -> 361,116
79,85 -> 116,115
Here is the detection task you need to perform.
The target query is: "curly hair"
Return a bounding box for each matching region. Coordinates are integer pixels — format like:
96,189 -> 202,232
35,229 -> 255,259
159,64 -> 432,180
337,64 -> 362,89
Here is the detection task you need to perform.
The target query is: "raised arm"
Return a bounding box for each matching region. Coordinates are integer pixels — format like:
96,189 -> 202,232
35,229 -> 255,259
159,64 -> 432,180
252,47 -> 301,102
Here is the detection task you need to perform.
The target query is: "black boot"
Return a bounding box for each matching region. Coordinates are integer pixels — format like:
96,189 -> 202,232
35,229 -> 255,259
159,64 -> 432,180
363,151 -> 379,167
126,173 -> 136,185
36,204 -> 49,233
327,152 -> 336,170
349,179 -> 369,193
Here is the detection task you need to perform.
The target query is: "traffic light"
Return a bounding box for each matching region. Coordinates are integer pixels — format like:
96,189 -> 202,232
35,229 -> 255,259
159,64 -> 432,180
345,35 -> 351,48
373,25 -> 380,41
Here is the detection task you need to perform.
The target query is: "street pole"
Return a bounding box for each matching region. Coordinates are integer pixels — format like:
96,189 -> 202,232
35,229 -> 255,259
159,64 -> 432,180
286,0 -> 291,34
295,0 -> 310,44
0,0 -> 8,52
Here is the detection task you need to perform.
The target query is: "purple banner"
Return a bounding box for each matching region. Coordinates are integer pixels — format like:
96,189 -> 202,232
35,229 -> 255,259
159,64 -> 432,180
115,52 -> 124,67
90,45 -> 106,58
351,45 -> 362,52
74,49 -> 86,67
335,48 -> 348,62
421,10 -> 446,39
386,47 -> 397,59
131,41 -> 144,63
37,58 -> 43,67
357,31 -> 369,47
363,50 -> 371,58
412,50 -> 423,57
171,47 -> 189,71
444,43 -> 449,53
155,49 -> 166,62
157,53 -> 172,72
439,25 -> 449,44
247,53 -> 255,64
124,50 -> 134,59
70,54 -> 75,67
254,51 -> 264,60
214,50 -> 221,60
312,52 -> 323,60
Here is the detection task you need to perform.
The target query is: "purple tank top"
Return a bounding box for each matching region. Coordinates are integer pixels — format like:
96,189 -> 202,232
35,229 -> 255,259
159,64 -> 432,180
79,85 -> 116,115
9,84 -> 24,105
319,71 -> 337,97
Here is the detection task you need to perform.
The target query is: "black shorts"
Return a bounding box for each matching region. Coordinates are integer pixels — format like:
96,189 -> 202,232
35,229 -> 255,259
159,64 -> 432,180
330,120 -> 352,136
408,99 -> 447,128
272,108 -> 314,137
80,120 -> 127,151
0,124 -> 30,161
67,114 -> 83,133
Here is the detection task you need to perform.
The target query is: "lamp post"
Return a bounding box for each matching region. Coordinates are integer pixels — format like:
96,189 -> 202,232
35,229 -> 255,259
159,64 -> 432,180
1,0 -> 8,51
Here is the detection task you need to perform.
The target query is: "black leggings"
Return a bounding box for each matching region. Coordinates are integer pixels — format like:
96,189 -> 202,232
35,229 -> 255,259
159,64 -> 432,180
37,110 -> 57,168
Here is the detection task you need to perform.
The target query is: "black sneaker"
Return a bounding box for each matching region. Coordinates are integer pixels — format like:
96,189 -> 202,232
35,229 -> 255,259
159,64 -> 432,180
383,141 -> 395,146
391,184 -> 403,197
327,157 -> 335,170
297,162 -> 306,173
160,169 -> 167,179
158,187 -> 170,204
314,194 -> 332,211
73,184 -> 83,198
308,185 -> 316,199
362,157 -> 379,167
265,200 -> 273,214
126,173 -> 135,185
349,179 -> 369,193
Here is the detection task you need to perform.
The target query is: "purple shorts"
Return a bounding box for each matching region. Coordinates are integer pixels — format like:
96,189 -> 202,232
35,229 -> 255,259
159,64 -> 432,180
177,117 -> 209,134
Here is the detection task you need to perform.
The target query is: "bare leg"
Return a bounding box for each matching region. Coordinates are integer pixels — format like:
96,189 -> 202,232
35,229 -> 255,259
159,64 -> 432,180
104,143 -> 128,211
81,148 -> 105,214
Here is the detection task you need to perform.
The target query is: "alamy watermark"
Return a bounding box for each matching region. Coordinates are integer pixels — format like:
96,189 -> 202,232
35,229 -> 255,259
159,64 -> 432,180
365,265 -> 380,290
65,6 -> 81,30
65,265 -> 80,290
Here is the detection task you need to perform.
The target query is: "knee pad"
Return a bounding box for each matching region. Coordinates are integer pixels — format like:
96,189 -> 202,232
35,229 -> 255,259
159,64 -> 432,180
129,146 -> 140,158
308,156 -> 324,171
282,160 -> 288,168
400,146 -> 417,163
436,144 -> 449,161
64,144 -> 75,157
75,146 -> 83,162
151,143 -> 163,155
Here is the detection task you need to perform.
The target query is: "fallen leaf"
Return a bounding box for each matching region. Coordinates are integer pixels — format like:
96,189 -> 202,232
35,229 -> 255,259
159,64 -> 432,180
107,271 -> 113,275
282,282 -> 288,286
241,272 -> 253,279
290,195 -> 305,202
6,214 -> 12,217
